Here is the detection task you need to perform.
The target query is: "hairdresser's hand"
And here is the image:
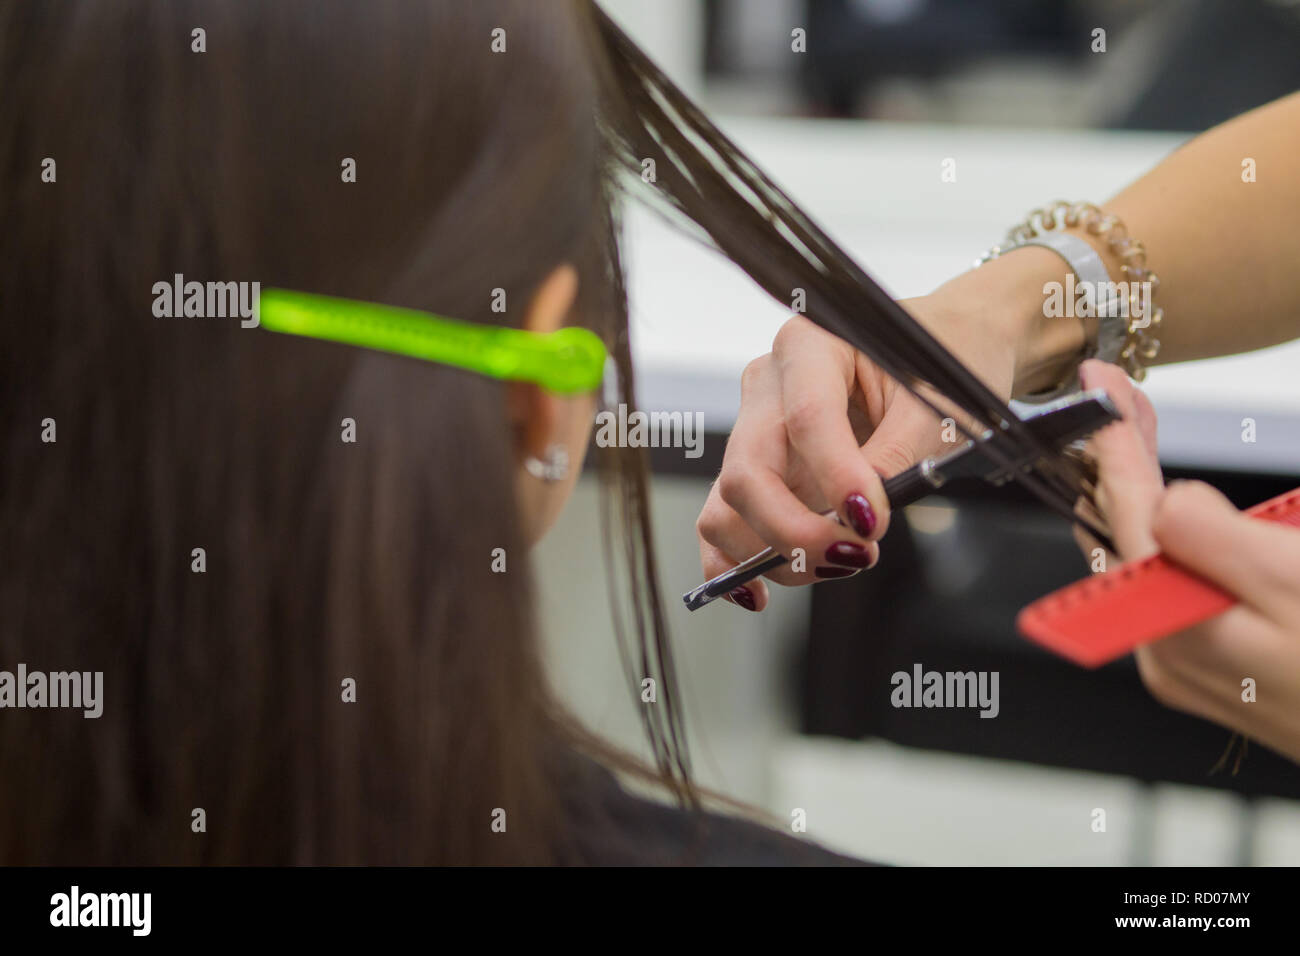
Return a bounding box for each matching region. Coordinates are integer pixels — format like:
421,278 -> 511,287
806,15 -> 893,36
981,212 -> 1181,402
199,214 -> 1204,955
696,293 -> 1026,611
1078,359 -> 1300,764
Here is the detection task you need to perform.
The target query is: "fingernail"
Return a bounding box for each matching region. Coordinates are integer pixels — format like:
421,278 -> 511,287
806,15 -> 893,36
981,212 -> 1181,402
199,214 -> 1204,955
825,541 -> 873,568
814,566 -> 856,579
728,587 -> 757,611
844,494 -> 877,538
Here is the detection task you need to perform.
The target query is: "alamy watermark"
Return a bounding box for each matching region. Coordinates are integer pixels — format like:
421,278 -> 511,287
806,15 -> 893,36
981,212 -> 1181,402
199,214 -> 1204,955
0,664 -> 103,718
152,273 -> 260,327
1042,274 -> 1154,328
50,886 -> 151,936
891,663 -> 999,718
594,403 -> 704,459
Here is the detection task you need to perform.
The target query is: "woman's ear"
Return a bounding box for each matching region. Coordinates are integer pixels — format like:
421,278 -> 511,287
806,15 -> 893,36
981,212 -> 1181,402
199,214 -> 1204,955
507,264 -> 579,459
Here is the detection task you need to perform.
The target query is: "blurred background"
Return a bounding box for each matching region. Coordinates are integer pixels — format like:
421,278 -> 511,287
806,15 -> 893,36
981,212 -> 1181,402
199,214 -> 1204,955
537,0 -> 1300,864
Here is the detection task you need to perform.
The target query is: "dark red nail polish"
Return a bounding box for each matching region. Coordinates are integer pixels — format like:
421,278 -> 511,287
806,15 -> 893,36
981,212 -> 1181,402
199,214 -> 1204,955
825,541 -> 873,568
814,566 -> 856,579
844,493 -> 877,538
728,587 -> 757,611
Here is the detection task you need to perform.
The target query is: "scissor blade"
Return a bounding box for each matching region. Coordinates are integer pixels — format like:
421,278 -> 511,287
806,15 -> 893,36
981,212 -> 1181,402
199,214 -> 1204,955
939,389 -> 1120,485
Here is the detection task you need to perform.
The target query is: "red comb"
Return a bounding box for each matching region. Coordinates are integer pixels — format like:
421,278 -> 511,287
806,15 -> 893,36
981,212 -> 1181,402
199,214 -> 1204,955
1017,486 -> 1300,668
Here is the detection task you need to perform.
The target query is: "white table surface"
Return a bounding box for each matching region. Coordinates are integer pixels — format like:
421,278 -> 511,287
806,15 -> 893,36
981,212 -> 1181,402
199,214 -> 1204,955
625,117 -> 1300,475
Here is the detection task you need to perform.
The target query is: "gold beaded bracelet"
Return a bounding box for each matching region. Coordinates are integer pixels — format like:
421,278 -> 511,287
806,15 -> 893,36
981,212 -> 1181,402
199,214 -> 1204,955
1007,200 -> 1163,381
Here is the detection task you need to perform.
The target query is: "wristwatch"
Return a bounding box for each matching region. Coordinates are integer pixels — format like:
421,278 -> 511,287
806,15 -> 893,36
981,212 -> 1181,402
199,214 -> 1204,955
979,231 -> 1130,404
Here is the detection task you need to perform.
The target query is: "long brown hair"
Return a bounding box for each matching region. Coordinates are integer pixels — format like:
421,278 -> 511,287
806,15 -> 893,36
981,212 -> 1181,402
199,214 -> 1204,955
0,0 -> 689,864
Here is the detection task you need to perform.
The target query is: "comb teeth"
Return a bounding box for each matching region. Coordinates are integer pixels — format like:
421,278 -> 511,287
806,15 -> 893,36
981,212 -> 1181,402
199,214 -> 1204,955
1251,487 -> 1300,526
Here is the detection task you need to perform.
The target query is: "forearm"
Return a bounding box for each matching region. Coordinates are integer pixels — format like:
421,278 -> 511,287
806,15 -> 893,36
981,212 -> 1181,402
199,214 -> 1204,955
1108,90 -> 1300,363
924,91 -> 1300,395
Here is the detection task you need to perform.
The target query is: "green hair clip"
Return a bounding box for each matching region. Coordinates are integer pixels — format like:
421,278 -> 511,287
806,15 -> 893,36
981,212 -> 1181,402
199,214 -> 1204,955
258,288 -> 607,395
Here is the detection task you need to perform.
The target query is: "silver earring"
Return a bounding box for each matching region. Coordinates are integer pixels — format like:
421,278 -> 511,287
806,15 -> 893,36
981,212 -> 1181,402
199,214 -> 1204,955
524,444 -> 569,482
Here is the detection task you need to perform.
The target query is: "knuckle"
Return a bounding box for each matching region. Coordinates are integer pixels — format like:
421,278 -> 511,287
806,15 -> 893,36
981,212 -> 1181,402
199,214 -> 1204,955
695,502 -> 726,544
1152,481 -> 1207,536
1151,494 -> 1177,540
771,315 -> 812,357
781,394 -> 825,437
740,355 -> 771,393
716,469 -> 747,510
868,437 -> 917,478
